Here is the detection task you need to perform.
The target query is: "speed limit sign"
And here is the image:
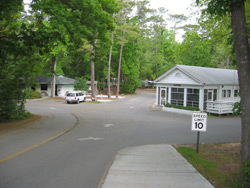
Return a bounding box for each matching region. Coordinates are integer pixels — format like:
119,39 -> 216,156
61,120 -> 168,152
192,112 -> 207,132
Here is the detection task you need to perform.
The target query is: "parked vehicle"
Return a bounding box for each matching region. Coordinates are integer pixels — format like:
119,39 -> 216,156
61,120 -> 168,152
65,91 -> 86,104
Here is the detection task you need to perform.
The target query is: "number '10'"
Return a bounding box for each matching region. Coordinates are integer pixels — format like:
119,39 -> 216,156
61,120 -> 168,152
195,122 -> 203,129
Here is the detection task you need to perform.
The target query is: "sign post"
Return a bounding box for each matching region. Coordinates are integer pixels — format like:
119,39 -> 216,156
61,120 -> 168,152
192,112 -> 207,153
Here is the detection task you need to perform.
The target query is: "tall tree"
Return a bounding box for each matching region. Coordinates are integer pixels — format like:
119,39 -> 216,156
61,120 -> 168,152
0,1 -> 44,121
30,0 -> 119,97
114,0 -> 136,97
197,0 -> 250,184
107,31 -> 114,98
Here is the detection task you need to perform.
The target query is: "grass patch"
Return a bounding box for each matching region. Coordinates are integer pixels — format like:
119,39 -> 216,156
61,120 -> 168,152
44,97 -> 65,100
208,114 -> 241,118
165,103 -> 200,111
87,101 -> 101,104
175,143 -> 241,188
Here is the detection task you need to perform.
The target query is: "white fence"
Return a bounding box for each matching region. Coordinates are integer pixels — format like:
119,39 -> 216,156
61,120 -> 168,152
206,101 -> 237,115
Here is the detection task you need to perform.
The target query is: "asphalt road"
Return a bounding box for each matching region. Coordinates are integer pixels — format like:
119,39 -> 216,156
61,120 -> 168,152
0,90 -> 241,188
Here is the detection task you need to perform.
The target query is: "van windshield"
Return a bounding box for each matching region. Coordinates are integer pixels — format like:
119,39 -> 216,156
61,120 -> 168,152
67,93 -> 75,97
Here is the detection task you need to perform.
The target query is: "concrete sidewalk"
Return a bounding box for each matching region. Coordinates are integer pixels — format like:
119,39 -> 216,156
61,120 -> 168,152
100,145 -> 214,188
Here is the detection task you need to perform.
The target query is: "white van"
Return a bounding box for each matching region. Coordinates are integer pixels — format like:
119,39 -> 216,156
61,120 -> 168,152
65,91 -> 86,104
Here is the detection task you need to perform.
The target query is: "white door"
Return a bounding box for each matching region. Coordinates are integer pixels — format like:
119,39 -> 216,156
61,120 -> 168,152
160,89 -> 167,105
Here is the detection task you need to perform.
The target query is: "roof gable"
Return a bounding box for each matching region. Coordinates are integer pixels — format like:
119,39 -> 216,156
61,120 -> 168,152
159,69 -> 200,85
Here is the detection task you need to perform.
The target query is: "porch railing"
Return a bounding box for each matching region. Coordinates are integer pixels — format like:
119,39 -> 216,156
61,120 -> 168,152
206,101 -> 237,115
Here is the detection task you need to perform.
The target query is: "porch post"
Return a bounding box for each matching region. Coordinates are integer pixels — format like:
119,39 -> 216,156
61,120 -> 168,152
168,87 -> 171,104
156,86 -> 159,105
199,88 -> 204,111
184,88 -> 187,107
165,88 -> 167,105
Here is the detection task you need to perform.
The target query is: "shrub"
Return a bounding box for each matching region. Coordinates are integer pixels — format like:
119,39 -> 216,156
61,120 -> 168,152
10,111 -> 32,120
233,102 -> 241,115
25,88 -> 33,99
74,77 -> 88,91
233,158 -> 250,188
165,103 -> 200,111
25,89 -> 42,99
32,91 -> 42,99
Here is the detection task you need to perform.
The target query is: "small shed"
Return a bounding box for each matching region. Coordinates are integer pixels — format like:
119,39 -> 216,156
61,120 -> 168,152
154,65 -> 240,114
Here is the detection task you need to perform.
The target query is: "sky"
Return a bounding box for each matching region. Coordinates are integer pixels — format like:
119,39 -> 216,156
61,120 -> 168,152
149,0 -> 195,15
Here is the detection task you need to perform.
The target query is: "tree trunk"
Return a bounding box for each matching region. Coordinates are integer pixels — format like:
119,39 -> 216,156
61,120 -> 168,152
51,56 -> 56,98
91,39 -> 97,101
155,48 -> 159,78
91,60 -> 95,100
231,0 -> 250,181
116,44 -> 123,98
108,31 -> 114,98
19,79 -> 27,113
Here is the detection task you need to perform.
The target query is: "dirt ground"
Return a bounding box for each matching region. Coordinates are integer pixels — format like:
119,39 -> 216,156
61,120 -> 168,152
0,115 -> 42,136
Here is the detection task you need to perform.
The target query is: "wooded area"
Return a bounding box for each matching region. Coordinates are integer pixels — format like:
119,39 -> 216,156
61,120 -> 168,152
1,0 -> 250,185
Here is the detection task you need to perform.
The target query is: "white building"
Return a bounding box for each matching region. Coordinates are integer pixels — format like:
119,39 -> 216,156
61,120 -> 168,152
36,75 -> 98,97
36,75 -> 76,97
154,65 -> 240,114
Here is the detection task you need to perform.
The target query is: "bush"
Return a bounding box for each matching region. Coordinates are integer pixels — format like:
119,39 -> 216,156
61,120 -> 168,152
233,102 -> 241,115
120,82 -> 136,94
233,158 -> 250,188
120,78 -> 140,94
32,91 -> 42,99
165,103 -> 200,111
25,89 -> 42,99
10,111 -> 32,121
74,77 -> 88,91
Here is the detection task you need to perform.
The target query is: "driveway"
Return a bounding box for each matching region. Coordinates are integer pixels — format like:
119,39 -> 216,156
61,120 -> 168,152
0,90 -> 241,188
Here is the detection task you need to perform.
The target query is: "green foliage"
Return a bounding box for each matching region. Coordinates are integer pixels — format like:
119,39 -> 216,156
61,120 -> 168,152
120,81 -> 138,94
165,103 -> 200,111
25,89 -> 42,99
233,102 -> 241,115
9,111 -> 32,122
177,147 -> 217,172
119,39 -> 140,94
175,31 -> 214,67
196,0 -> 243,16
232,158 -> 250,188
74,77 -> 89,91
0,0 -> 119,121
243,159 -> 250,186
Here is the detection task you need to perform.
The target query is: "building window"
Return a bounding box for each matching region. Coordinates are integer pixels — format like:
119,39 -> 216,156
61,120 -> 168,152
222,90 -> 226,98
175,72 -> 181,77
41,84 -> 47,91
222,89 -> 231,98
187,89 -> 199,107
234,90 -> 239,97
213,89 -> 217,101
171,88 -> 184,106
